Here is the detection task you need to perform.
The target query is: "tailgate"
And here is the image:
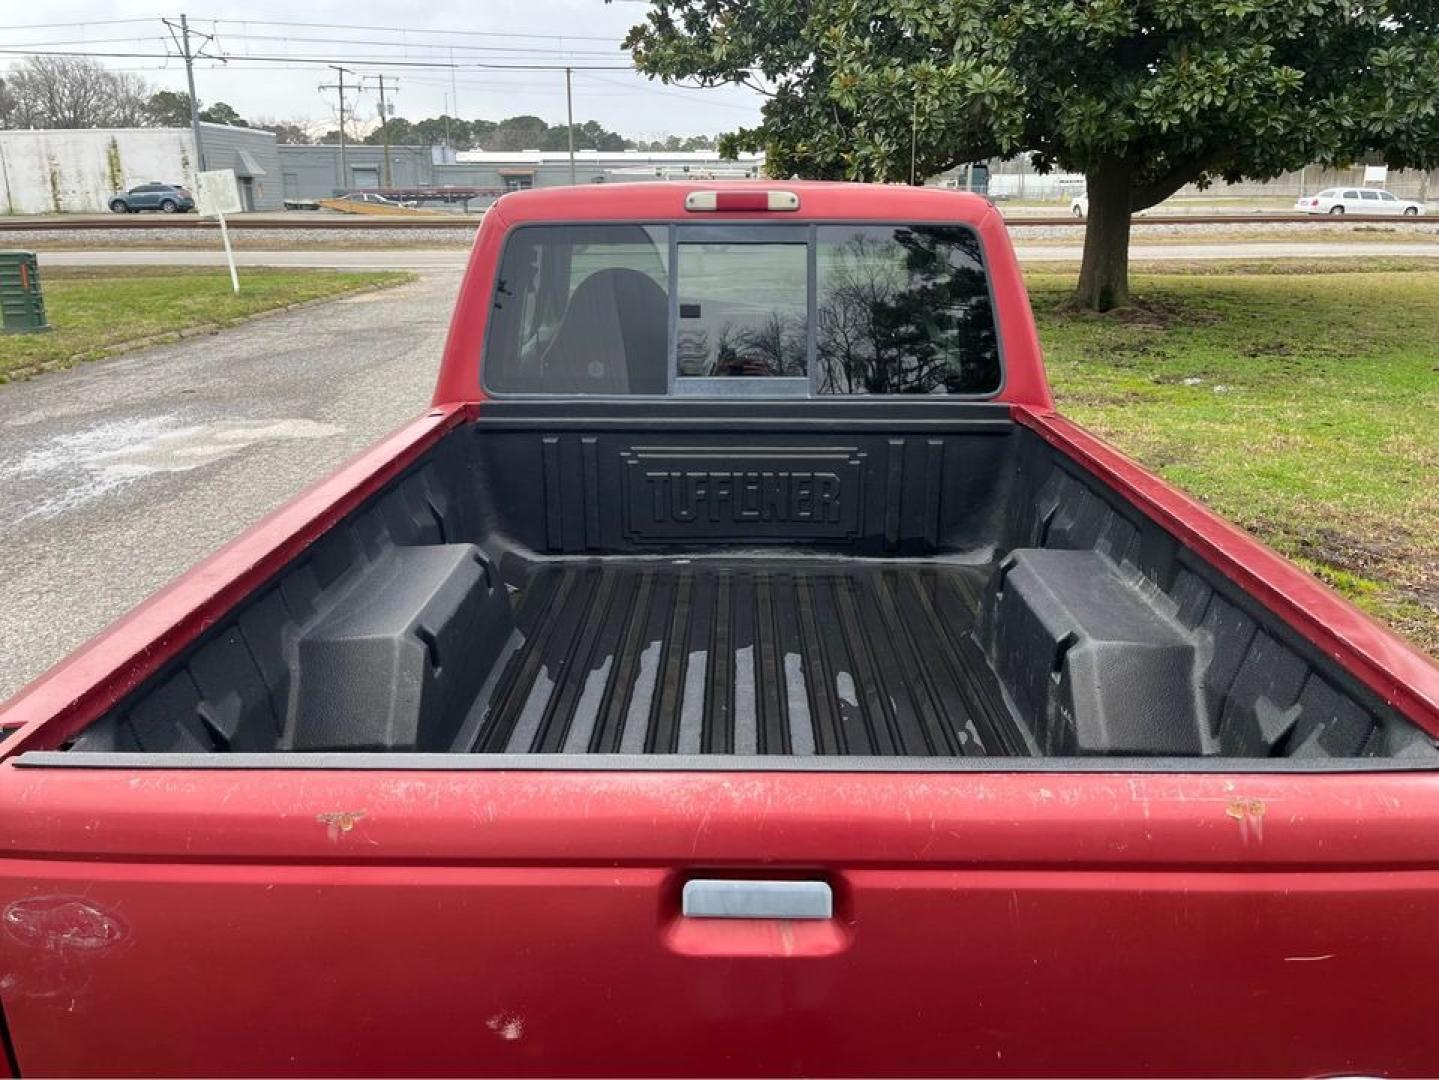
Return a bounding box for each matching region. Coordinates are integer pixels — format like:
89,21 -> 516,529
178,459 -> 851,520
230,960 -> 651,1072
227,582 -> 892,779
3,765 -> 1438,1076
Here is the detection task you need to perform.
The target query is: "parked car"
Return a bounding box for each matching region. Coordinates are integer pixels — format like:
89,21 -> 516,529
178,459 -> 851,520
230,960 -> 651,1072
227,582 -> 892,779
107,183 -> 195,214
3,181 -> 1438,1077
1069,193 -> 1156,218
1296,187 -> 1424,215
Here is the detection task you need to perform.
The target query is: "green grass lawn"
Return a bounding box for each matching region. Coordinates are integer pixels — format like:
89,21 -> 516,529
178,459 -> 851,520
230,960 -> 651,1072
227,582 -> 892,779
1032,262 -> 1439,656
0,267 -> 414,381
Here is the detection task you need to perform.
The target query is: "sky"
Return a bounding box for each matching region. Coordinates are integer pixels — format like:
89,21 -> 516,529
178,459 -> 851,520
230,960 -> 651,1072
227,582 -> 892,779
1,1 -> 767,141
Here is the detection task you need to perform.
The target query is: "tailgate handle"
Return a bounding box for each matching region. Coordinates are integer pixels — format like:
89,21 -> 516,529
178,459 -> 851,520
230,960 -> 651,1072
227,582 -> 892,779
681,879 -> 833,920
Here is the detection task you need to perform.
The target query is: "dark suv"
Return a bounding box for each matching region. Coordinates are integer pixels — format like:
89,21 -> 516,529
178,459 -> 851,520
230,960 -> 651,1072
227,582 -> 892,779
108,183 -> 196,214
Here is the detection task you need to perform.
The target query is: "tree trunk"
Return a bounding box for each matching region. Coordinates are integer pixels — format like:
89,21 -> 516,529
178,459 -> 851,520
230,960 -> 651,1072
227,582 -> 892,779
1074,159 -> 1133,312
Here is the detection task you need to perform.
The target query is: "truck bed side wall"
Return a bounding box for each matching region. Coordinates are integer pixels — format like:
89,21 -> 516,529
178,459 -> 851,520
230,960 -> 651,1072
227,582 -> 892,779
46,402 -> 1422,761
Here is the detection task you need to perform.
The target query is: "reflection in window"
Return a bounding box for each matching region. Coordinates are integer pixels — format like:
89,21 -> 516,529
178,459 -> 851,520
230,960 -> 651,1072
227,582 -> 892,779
676,242 -> 808,378
816,226 -> 1000,395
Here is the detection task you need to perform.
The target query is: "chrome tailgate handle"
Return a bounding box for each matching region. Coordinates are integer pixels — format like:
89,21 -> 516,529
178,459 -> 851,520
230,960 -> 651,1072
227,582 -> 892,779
681,879 -> 833,920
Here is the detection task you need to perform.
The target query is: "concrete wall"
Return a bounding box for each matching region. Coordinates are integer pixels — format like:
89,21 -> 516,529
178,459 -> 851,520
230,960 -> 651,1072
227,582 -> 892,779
0,125 -> 282,214
0,129 -> 198,214
1174,166 -> 1439,203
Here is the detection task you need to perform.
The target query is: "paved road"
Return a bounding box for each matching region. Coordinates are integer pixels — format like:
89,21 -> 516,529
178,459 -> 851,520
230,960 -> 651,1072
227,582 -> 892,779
36,240 -> 1439,271
0,271 -> 459,702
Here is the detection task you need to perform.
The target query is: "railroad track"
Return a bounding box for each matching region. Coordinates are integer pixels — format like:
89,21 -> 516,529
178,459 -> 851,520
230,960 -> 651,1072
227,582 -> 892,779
0,212 -> 1429,231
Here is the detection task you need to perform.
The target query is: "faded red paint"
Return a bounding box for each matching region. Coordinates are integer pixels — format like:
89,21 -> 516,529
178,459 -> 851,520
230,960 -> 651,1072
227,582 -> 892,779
1,181 -> 1436,1077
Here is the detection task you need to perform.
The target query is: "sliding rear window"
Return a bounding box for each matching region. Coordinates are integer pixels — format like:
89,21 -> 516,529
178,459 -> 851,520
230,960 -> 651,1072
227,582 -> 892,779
483,222 -> 999,396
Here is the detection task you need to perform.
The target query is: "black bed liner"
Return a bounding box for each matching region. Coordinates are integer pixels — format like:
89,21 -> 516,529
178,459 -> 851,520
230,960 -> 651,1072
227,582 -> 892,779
54,404 -> 1437,765
465,560 -> 1027,757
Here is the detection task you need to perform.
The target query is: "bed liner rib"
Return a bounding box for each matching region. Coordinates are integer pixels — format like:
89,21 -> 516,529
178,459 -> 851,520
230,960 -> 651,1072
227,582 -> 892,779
467,559 -> 1028,758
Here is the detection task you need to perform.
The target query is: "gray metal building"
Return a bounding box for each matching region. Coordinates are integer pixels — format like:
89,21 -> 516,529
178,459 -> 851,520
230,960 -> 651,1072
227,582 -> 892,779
276,145 -> 766,202
193,124 -> 282,210
276,143 -> 447,200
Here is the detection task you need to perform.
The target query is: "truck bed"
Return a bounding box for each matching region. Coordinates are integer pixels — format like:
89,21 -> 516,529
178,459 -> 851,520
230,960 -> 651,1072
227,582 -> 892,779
468,559 -> 1024,757
41,401 -> 1437,764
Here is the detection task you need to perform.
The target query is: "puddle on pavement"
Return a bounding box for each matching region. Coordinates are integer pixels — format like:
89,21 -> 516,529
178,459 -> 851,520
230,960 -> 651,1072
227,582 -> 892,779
2,415 -> 341,527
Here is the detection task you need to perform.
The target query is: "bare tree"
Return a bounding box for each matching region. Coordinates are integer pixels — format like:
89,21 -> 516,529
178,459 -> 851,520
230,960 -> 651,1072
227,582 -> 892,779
0,78 -> 15,128
251,117 -> 315,145
1,56 -> 151,129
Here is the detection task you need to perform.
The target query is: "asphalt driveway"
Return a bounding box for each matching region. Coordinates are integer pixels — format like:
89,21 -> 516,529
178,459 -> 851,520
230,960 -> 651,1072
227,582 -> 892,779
0,271 -> 459,701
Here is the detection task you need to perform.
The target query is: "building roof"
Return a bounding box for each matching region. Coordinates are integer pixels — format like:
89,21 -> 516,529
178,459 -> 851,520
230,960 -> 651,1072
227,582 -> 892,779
0,124 -> 275,139
455,149 -> 765,165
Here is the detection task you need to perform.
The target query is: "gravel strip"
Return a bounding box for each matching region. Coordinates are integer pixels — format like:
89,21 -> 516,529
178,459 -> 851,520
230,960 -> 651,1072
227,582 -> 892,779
5,226 -> 477,249
4,219 -> 1437,250
1002,220 -> 1439,242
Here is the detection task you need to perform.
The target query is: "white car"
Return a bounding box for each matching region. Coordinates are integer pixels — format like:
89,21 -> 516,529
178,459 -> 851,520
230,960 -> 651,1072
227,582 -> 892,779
1295,188 -> 1424,216
1069,194 -> 1156,218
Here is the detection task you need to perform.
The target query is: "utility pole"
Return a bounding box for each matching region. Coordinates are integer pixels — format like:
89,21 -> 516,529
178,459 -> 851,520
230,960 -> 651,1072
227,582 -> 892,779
318,65 -> 357,192
565,67 -> 576,186
376,73 -> 393,189
163,14 -> 224,176
449,46 -> 459,151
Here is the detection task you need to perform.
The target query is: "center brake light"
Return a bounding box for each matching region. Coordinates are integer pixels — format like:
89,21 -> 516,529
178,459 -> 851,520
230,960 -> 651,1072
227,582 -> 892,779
684,190 -> 800,212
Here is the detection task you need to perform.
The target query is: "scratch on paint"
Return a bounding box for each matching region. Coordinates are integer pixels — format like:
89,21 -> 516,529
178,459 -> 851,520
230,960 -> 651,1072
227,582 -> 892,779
1225,798 -> 1266,844
1284,953 -> 1335,962
3,897 -> 126,954
316,810 -> 366,842
486,1013 -> 524,1041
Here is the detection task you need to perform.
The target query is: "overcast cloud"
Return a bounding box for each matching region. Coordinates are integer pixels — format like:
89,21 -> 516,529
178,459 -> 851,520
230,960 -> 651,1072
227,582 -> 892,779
2,1 -> 765,140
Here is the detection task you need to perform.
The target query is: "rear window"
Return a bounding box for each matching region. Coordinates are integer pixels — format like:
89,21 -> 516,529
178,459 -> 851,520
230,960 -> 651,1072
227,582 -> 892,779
485,225 -> 669,394
816,225 -> 997,394
483,222 -> 999,396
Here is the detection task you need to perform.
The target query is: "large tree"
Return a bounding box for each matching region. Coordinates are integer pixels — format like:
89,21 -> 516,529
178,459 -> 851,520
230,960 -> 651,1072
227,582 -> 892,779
486,114 -> 551,151
198,101 -> 248,128
623,0 -> 1439,310
1,56 -> 149,130
143,90 -> 192,128
253,119 -> 312,145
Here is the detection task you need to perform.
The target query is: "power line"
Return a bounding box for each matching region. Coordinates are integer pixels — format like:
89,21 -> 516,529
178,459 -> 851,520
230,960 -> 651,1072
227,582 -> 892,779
575,71 -> 763,113
3,33 -> 619,59
0,48 -> 635,70
196,17 -> 621,43
192,30 -> 626,58
0,17 -> 159,31
0,36 -> 173,49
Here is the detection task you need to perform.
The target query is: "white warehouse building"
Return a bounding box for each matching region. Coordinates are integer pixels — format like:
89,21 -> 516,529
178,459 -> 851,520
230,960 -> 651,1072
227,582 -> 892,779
0,123 -> 281,215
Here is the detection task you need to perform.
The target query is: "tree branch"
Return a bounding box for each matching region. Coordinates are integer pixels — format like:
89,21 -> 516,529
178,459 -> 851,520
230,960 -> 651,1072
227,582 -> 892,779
1129,147 -> 1230,210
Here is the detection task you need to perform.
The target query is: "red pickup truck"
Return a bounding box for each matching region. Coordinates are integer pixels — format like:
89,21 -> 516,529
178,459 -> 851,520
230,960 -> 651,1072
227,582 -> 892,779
2,182 -> 1438,1078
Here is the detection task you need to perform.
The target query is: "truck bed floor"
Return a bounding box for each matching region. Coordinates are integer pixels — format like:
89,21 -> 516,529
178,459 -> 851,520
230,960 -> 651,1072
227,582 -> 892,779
466,560 -> 1029,757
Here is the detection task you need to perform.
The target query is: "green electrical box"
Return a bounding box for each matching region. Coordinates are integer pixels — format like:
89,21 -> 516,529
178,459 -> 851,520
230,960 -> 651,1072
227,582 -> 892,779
0,251 -> 51,334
